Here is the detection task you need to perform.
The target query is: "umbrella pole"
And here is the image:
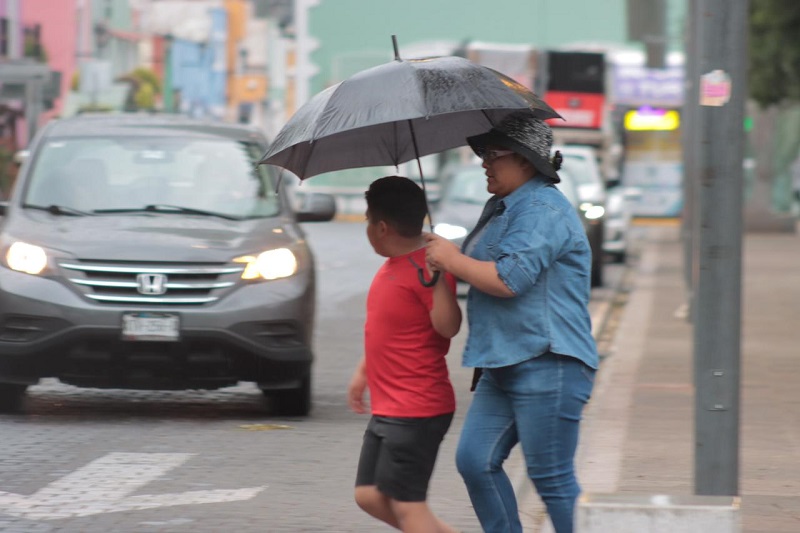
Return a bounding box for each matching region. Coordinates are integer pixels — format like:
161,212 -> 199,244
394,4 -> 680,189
406,119 -> 434,233
406,118 -> 440,288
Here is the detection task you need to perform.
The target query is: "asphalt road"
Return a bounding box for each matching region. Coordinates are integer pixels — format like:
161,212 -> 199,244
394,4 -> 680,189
0,220 -> 626,533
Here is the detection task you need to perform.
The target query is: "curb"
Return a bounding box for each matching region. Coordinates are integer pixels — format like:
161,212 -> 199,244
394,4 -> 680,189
511,249 -> 641,532
334,213 -> 364,222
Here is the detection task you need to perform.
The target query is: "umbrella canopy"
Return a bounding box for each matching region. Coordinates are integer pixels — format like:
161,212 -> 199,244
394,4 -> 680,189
258,54 -> 561,180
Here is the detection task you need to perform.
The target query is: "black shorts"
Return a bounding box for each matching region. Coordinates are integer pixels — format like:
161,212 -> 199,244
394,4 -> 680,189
355,412 -> 453,502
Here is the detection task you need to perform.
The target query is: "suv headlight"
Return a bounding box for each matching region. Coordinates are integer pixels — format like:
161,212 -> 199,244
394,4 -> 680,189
6,241 -> 48,275
234,248 -> 298,281
580,203 -> 605,220
434,223 -> 468,240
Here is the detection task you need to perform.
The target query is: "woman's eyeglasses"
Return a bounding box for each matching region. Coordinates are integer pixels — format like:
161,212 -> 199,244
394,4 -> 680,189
480,149 -> 514,163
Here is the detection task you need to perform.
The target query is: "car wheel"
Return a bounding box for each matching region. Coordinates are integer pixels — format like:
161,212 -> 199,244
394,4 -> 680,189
591,258 -> 604,288
610,250 -> 627,264
264,375 -> 312,417
587,222 -> 604,288
0,383 -> 27,413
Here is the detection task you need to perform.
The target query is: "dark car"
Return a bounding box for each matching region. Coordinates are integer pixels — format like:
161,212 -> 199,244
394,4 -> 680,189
0,114 -> 336,415
433,163 -> 603,287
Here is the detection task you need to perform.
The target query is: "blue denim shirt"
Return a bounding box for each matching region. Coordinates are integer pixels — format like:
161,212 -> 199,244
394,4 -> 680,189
462,178 -> 598,370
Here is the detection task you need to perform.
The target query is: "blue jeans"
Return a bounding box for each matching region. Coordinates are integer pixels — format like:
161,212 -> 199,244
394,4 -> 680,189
456,353 -> 595,533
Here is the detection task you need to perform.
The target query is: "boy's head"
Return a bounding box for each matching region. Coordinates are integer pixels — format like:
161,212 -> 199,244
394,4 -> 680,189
364,176 -> 427,238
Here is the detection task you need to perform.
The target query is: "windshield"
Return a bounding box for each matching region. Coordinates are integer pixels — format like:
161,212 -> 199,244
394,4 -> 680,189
442,165 -> 579,207
24,136 -> 279,218
444,167 -> 492,204
559,154 -> 599,187
555,169 -> 580,206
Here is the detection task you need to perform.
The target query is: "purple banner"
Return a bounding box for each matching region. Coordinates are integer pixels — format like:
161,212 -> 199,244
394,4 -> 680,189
611,65 -> 684,107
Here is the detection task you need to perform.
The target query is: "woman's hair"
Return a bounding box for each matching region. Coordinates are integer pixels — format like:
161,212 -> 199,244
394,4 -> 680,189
365,175 -> 427,238
512,149 -> 562,183
551,150 -> 563,172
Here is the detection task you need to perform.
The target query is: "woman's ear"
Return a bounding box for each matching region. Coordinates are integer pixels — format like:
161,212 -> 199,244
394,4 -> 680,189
516,155 -> 534,174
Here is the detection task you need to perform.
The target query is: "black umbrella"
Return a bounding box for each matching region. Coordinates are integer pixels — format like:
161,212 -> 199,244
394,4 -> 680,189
260,38 -> 559,180
259,36 -> 560,285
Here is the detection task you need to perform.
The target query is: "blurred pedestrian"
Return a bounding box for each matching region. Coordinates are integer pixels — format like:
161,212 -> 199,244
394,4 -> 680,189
425,111 -> 598,533
348,175 -> 462,533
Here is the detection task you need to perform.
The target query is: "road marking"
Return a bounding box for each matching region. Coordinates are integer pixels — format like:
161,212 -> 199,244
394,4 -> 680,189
0,452 -> 266,520
239,423 -> 294,431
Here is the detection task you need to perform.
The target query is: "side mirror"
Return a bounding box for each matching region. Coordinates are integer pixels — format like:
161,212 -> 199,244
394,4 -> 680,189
295,192 -> 337,222
623,187 -> 643,201
13,150 -> 29,165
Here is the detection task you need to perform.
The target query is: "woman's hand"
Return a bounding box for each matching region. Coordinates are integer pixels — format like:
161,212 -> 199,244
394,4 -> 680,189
424,232 -> 515,298
424,232 -> 461,272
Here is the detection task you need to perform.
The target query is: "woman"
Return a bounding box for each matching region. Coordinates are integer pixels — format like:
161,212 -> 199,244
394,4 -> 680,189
424,111 -> 598,533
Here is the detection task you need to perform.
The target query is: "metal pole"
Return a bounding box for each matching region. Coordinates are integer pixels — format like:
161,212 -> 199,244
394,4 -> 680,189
293,0 -> 320,110
692,0 -> 747,496
24,76 -> 44,143
7,0 -> 21,59
163,36 -> 174,112
681,0 -> 699,321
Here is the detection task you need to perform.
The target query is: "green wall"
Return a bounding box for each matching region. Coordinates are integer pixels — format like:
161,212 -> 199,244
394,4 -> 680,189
309,0 -> 687,93
309,0 -> 632,93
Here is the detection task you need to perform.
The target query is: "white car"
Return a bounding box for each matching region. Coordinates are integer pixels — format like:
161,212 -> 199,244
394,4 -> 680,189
554,145 -> 606,208
603,184 -> 641,262
433,162 -> 604,289
554,145 -> 640,265
553,145 -> 606,285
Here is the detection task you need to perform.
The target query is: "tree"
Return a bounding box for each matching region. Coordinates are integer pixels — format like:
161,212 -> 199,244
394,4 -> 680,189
749,0 -> 800,107
118,67 -> 163,112
746,0 -> 800,228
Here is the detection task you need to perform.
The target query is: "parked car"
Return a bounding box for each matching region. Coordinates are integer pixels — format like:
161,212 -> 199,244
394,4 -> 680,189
432,162 -> 604,288
554,145 -> 606,286
603,184 -> 642,263
0,113 -> 336,415
430,164 -> 488,248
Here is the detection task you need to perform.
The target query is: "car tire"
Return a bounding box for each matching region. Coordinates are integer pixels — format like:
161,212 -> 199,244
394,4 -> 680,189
0,383 -> 27,413
264,375 -> 312,417
588,222 -> 605,288
591,258 -> 604,288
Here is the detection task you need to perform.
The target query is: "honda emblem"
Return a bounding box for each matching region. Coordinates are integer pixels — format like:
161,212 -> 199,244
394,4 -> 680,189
136,273 -> 168,295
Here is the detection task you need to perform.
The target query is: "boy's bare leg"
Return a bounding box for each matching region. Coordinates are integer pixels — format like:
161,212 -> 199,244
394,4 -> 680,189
355,486 -> 399,528
389,500 -> 459,533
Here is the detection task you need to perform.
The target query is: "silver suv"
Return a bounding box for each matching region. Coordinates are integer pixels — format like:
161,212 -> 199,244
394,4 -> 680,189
0,114 -> 336,415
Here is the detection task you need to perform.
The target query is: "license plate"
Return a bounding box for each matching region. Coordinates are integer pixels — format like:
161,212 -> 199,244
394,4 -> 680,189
121,313 -> 180,341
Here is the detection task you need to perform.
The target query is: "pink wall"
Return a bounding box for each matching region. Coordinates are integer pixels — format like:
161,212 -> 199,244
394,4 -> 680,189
21,0 -> 79,121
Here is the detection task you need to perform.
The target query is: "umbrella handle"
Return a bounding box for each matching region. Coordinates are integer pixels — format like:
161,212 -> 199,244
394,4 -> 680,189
408,255 -> 441,287
417,268 -> 441,288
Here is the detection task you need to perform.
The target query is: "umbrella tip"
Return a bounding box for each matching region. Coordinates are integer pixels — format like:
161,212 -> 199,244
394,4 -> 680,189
391,35 -> 401,61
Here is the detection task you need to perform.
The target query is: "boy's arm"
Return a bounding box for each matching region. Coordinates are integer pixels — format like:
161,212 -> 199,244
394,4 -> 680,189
429,270 -> 462,339
347,356 -> 369,414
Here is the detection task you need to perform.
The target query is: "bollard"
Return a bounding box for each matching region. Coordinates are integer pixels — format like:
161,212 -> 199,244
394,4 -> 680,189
576,493 -> 741,533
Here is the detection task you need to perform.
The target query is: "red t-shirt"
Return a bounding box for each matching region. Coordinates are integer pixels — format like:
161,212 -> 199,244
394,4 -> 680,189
364,247 -> 457,417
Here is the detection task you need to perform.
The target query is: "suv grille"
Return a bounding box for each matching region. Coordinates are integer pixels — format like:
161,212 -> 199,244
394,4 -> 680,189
60,261 -> 244,305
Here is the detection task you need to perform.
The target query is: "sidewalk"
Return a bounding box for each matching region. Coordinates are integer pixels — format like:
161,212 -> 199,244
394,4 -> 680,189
522,221 -> 800,533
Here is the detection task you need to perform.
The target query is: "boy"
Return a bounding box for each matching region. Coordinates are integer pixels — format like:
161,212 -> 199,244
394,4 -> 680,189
347,176 -> 462,533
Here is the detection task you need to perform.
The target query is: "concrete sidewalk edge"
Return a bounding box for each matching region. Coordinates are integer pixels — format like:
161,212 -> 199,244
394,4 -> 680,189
510,240 -> 651,532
